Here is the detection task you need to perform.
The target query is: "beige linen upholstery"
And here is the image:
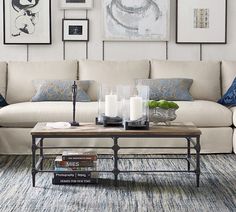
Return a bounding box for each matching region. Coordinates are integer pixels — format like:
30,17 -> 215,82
6,61 -> 78,104
0,62 -> 7,98
0,127 -> 232,154
233,129 -> 236,153
85,81 -> 99,101
175,100 -> 232,127
230,107 -> 236,127
0,100 -> 231,128
0,102 -> 98,127
221,60 -> 236,95
151,60 -> 221,101
78,60 -> 150,85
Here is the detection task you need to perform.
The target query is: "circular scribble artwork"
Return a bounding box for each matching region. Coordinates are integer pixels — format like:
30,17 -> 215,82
11,0 -> 40,37
103,0 -> 170,41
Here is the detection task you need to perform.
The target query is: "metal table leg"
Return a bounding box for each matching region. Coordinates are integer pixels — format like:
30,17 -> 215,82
196,136 -> 201,187
187,137 -> 191,172
112,137 -> 120,185
40,139 -> 44,170
32,137 -> 37,187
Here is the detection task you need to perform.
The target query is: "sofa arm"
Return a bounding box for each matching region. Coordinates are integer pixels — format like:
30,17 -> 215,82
233,129 -> 236,154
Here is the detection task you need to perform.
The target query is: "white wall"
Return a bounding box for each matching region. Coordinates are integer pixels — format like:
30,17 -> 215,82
0,0 -> 235,62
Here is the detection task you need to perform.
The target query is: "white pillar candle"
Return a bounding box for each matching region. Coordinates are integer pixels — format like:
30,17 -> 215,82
130,96 -> 143,121
105,94 -> 118,117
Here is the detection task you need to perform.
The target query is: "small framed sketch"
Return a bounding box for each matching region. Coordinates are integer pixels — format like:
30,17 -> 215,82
176,0 -> 227,44
102,0 -> 170,41
61,0 -> 93,10
3,0 -> 51,45
62,19 -> 89,41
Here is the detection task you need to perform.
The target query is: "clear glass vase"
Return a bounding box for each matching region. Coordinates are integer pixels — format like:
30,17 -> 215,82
149,108 -> 177,125
98,85 -> 123,124
121,85 -> 150,127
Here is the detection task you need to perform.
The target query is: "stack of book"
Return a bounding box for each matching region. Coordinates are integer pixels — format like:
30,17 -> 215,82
52,151 -> 98,185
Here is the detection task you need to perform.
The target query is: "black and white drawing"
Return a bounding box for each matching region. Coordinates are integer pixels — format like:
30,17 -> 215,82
103,0 -> 170,41
63,19 -> 89,41
177,0 -> 227,44
3,0 -> 51,44
11,0 -> 40,37
69,26 -> 83,35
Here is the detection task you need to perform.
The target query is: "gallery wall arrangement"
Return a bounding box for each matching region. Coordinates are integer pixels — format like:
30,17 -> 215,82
0,0 -> 235,62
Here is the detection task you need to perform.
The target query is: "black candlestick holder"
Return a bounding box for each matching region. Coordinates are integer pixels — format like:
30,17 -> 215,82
70,81 -> 80,127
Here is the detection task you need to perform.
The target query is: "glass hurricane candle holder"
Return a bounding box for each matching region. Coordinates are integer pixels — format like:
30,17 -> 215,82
121,85 -> 150,130
96,85 -> 123,127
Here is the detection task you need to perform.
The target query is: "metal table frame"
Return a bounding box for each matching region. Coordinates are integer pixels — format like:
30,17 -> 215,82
31,134 -> 201,187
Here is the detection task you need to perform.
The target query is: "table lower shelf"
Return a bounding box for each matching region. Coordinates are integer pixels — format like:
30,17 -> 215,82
32,136 -> 201,187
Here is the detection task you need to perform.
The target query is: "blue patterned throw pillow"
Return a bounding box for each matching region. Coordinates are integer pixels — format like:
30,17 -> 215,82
0,93 -> 8,107
135,78 -> 193,101
218,77 -> 236,106
32,80 -> 91,102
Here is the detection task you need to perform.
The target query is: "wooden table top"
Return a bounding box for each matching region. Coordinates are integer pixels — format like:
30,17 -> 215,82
31,122 -> 201,137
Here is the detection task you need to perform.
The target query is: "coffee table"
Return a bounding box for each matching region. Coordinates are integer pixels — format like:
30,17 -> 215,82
31,122 -> 201,187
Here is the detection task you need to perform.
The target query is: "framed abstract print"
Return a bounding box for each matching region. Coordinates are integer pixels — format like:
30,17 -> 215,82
102,0 -> 170,41
3,0 -> 52,45
176,0 -> 227,44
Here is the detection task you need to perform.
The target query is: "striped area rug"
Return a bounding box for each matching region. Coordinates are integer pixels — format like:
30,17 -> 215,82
0,155 -> 235,212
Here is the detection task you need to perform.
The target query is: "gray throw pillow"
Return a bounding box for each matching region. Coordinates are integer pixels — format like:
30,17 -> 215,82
135,78 -> 193,101
31,80 -> 91,102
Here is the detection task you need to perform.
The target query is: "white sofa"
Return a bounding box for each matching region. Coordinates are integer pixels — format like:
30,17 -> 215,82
0,60 -> 235,155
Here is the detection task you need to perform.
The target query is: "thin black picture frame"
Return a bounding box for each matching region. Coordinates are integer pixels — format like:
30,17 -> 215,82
176,0 -> 227,44
62,19 -> 89,42
3,0 -> 52,45
60,0 -> 93,10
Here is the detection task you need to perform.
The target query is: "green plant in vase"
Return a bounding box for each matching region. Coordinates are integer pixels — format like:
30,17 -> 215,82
148,100 -> 179,125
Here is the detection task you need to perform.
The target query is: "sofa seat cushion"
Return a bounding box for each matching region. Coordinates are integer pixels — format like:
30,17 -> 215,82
0,102 -> 98,128
0,101 -> 232,128
175,100 -> 232,127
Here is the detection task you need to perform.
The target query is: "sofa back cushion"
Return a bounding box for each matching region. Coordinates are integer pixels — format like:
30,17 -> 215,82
151,60 -> 221,101
0,62 -> 7,98
79,60 -> 150,85
6,61 -> 78,104
221,60 -> 236,95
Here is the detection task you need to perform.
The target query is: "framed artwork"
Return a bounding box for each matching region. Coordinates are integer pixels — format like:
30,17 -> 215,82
60,0 -> 93,10
3,0 -> 52,45
102,0 -> 170,41
176,0 -> 227,44
62,19 -> 89,41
